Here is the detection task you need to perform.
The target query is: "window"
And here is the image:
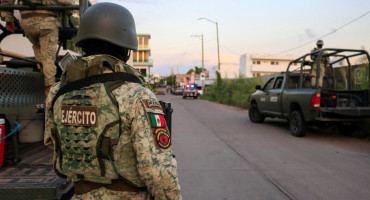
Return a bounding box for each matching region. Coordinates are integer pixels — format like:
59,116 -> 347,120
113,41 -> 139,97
253,61 -> 256,64
257,61 -> 261,65
271,61 -> 275,65
140,69 -> 147,77
273,77 -> 284,89
276,61 -> 279,65
263,78 -> 275,90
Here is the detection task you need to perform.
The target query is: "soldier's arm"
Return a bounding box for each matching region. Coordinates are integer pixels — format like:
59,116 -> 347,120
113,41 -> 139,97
44,83 -> 60,149
131,91 -> 182,200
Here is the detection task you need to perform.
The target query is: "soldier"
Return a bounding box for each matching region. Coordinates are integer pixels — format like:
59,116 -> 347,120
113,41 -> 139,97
44,2 -> 182,200
311,40 -> 329,88
0,0 -> 72,96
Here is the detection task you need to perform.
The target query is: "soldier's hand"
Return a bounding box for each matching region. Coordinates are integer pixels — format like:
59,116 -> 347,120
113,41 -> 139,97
5,22 -> 16,33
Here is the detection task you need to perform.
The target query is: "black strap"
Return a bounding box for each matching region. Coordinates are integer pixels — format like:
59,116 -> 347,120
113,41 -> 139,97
51,72 -> 141,109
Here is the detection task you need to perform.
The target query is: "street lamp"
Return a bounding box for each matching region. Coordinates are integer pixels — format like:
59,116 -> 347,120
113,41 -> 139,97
191,34 -> 204,93
198,17 -> 220,72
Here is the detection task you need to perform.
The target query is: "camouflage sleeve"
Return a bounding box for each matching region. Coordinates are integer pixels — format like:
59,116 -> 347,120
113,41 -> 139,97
130,91 -> 182,200
0,0 -> 15,22
57,0 -> 72,6
44,83 -> 60,148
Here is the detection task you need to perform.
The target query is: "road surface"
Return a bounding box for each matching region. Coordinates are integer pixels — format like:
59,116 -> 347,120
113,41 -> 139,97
157,93 -> 370,200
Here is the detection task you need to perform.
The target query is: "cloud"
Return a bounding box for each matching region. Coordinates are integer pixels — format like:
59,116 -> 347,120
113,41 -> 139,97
305,28 -> 316,39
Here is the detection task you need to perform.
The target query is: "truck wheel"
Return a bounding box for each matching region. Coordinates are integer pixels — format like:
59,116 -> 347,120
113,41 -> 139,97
249,104 -> 265,123
289,110 -> 306,137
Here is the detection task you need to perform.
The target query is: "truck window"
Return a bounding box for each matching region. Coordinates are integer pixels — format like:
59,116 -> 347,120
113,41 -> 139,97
263,78 -> 275,90
273,77 -> 284,89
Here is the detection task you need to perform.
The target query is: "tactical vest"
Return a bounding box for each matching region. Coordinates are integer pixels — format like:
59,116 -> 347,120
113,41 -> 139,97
52,55 -> 146,184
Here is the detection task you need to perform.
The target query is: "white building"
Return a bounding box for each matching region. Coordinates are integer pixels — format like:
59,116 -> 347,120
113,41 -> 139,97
220,62 -> 240,78
240,54 -> 297,78
208,62 -> 240,79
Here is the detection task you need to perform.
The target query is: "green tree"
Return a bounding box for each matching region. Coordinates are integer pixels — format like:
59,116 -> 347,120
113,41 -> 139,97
186,66 -> 204,74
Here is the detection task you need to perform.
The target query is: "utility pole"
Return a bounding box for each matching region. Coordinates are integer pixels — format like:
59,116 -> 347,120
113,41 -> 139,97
199,17 -> 221,71
191,34 -> 205,94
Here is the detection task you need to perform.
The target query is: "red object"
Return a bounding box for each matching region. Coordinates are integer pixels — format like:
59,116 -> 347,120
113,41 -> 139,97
5,22 -> 16,33
311,94 -> 321,108
0,119 -> 5,168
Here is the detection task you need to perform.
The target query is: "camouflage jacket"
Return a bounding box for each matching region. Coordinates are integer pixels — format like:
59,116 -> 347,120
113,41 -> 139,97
44,55 -> 182,199
1,0 -> 72,22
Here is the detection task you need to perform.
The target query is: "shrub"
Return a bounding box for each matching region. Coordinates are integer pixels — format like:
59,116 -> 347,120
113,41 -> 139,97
201,76 -> 264,109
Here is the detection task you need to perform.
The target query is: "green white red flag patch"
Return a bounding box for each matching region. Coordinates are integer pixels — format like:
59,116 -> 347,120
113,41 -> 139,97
150,113 -> 166,128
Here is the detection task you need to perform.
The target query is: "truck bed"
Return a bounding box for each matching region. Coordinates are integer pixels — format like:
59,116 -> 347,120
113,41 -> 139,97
0,141 -> 73,199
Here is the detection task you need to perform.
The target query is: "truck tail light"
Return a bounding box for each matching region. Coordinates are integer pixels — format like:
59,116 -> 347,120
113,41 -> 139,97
311,94 -> 321,108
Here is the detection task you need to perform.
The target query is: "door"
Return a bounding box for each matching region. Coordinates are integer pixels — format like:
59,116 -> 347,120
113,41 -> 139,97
265,76 -> 284,115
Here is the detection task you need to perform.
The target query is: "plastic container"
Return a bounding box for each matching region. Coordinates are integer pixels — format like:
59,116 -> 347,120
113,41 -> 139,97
0,118 -> 5,168
18,113 -> 44,143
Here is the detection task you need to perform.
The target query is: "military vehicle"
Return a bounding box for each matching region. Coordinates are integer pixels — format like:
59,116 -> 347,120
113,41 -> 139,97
249,48 -> 370,137
0,1 -> 88,199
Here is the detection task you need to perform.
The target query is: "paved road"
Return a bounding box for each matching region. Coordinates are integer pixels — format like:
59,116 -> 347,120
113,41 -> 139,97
157,93 -> 370,200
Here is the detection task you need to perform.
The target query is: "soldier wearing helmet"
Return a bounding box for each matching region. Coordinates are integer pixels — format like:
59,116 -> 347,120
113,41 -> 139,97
311,40 -> 329,88
44,2 -> 182,199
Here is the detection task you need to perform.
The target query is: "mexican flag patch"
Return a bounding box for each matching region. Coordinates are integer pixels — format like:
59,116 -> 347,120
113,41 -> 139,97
150,113 -> 166,128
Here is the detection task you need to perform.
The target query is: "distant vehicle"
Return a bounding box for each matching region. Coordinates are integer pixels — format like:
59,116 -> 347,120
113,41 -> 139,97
183,84 -> 199,99
173,87 -> 184,95
196,85 -> 203,95
248,48 -> 370,137
155,87 -> 166,95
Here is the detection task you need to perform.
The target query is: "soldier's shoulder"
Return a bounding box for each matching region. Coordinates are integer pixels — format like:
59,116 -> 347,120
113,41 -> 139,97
112,82 -> 155,101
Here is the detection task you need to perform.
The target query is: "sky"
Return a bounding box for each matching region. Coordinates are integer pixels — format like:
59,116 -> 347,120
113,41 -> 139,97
2,0 -> 369,76
96,0 -> 370,76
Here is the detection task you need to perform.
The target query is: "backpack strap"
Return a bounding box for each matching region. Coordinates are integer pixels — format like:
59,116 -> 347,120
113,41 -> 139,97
51,72 -> 141,110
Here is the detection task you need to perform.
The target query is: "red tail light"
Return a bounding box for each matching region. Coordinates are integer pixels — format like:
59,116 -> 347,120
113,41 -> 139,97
311,94 -> 321,108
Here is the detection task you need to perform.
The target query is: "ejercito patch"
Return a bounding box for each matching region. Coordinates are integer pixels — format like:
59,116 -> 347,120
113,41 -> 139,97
154,128 -> 171,149
142,99 -> 162,110
61,106 -> 98,126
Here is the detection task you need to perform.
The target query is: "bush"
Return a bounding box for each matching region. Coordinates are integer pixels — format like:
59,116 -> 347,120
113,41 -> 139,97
201,75 -> 265,109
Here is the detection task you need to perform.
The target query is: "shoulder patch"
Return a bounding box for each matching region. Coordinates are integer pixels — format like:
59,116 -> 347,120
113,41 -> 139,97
142,99 -> 162,110
154,128 -> 171,149
149,113 -> 166,128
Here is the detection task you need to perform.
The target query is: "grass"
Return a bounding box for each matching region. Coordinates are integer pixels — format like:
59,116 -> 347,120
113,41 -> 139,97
200,74 -> 265,109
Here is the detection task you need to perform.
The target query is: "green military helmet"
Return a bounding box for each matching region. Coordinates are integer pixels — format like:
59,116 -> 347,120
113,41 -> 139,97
75,2 -> 138,50
316,40 -> 324,48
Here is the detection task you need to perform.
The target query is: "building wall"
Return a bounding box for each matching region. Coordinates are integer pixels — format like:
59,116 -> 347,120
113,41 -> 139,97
240,54 -> 247,77
239,54 -> 297,78
220,63 -> 240,79
132,34 -> 153,80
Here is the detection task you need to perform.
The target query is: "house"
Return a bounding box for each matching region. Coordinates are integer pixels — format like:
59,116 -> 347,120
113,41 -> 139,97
240,53 -> 296,78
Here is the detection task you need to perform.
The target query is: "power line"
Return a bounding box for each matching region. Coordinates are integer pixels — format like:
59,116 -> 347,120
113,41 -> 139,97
276,10 -> 370,54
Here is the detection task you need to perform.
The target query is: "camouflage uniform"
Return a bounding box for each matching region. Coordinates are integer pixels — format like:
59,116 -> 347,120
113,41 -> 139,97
311,47 -> 329,88
44,55 -> 182,200
0,0 -> 72,87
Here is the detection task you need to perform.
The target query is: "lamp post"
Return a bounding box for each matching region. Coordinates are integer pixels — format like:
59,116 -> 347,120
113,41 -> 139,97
198,17 -> 220,72
191,34 -> 204,93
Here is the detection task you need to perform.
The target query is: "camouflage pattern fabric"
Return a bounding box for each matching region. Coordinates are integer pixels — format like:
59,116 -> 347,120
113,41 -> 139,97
0,0 -> 72,87
71,187 -> 150,200
311,48 -> 330,88
45,55 -> 182,199
21,16 -> 58,87
1,0 -> 16,22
